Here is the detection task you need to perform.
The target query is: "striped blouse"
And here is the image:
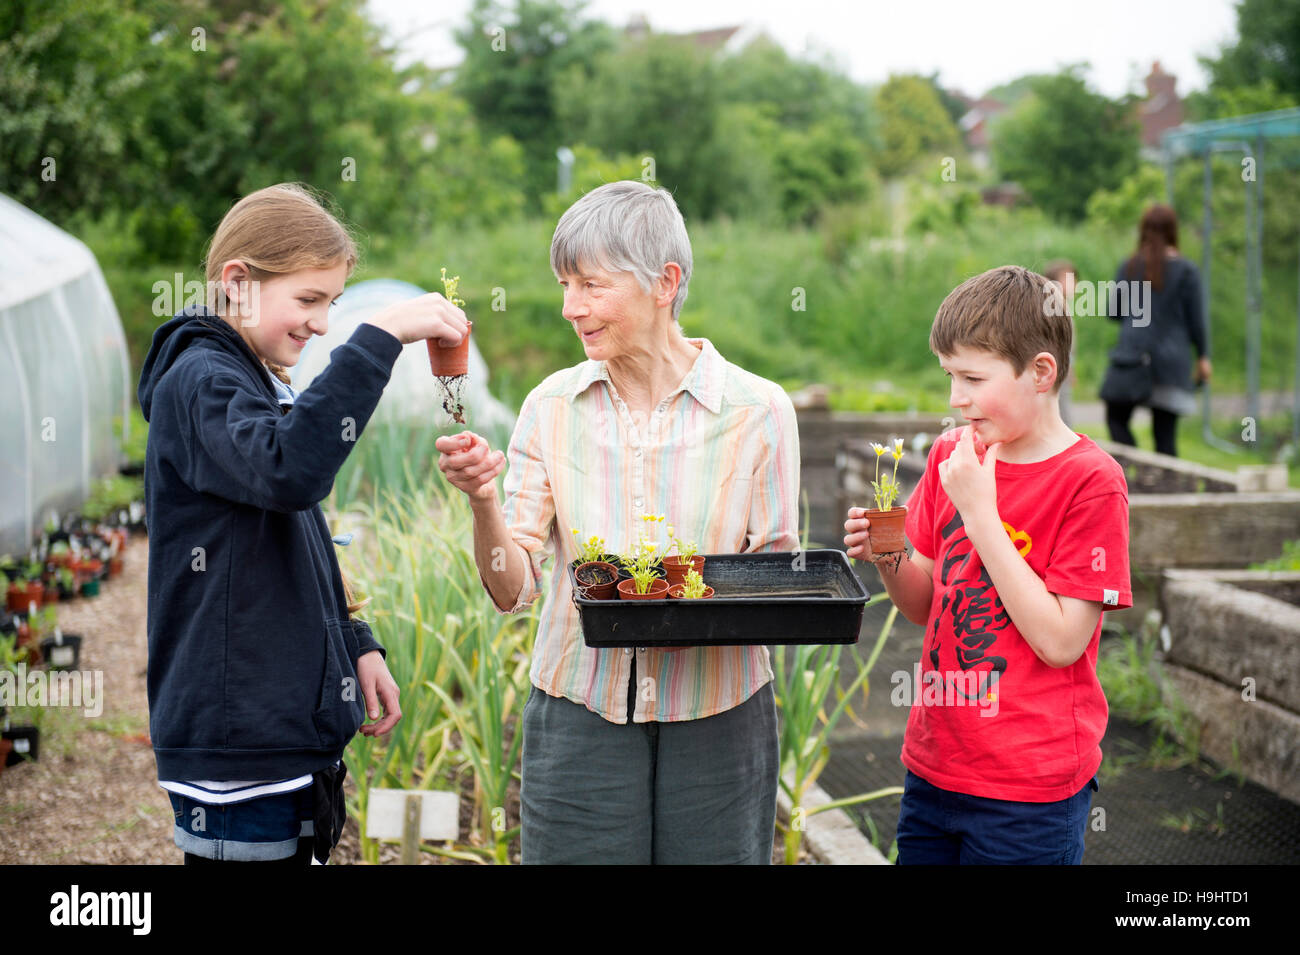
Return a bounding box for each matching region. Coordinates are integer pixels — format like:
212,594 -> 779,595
486,337 -> 800,724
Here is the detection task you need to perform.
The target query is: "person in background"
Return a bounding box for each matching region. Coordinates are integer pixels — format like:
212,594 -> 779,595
1099,204 -> 1212,457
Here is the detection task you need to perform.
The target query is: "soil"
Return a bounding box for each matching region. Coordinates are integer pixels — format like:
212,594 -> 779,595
575,566 -> 616,585
436,373 -> 467,425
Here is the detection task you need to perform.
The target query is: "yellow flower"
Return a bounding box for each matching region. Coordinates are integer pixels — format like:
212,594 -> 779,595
893,437 -> 904,454
871,442 -> 886,457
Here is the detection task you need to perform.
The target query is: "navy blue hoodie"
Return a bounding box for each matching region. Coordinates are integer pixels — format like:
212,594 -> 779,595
137,304 -> 402,781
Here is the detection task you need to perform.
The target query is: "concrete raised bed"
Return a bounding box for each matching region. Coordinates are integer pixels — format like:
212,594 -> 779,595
1159,570 -> 1300,803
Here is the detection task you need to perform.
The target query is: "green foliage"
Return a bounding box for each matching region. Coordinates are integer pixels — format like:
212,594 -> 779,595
874,74 -> 963,179
1085,164 -> 1168,232
1248,539 -> 1300,571
337,479 -> 540,864
114,405 -> 149,467
1096,625 -> 1202,769
1185,79 -> 1300,123
540,145 -> 647,221
4,0 -> 527,261
0,0 -> 153,221
993,67 -> 1140,222
80,474 -> 144,521
1197,0 -> 1300,102
555,33 -> 723,219
454,0 -> 616,206
774,594 -> 900,864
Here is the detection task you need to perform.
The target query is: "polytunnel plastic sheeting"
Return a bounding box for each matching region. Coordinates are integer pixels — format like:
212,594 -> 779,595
0,193 -> 131,556
58,270 -> 129,478
290,279 -> 516,442
0,336 -> 27,551
7,293 -> 84,519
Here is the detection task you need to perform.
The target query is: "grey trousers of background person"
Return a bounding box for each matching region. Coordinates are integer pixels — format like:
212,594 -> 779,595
519,675 -> 779,865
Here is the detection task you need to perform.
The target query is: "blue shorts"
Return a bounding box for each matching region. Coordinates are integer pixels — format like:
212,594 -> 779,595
896,770 -> 1098,865
168,788 -> 314,861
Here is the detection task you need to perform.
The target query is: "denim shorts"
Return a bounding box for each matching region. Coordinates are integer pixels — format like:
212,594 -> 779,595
896,770 -> 1098,865
168,788 -> 315,861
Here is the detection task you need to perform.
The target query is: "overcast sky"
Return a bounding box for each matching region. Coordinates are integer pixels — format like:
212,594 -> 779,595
363,0 -> 1239,99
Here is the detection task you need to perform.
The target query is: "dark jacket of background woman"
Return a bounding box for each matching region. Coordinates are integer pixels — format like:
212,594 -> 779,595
1106,255 -> 1208,414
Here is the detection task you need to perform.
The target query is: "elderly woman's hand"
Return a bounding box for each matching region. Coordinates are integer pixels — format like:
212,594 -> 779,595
436,431 -> 506,500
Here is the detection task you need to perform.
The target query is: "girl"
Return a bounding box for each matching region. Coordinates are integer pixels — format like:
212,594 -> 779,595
137,183 -> 466,864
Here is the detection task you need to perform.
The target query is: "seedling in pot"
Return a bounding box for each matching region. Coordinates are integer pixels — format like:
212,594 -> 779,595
618,515 -> 669,598
663,524 -> 705,587
668,568 -> 713,600
429,267 -> 472,425
571,529 -> 619,599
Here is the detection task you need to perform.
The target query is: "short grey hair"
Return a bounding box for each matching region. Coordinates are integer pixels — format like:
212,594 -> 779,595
550,180 -> 693,319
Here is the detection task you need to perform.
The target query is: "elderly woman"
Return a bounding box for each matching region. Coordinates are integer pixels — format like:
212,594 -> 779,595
435,180 -> 800,864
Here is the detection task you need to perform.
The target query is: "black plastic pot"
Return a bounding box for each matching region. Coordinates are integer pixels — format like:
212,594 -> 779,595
40,633 -> 82,670
3,725 -> 40,766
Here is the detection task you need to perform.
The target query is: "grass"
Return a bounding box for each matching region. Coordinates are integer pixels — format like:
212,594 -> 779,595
1159,802 -> 1228,837
1096,623 -> 1204,772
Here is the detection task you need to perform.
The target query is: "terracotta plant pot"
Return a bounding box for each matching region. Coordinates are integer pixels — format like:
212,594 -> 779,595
662,555 -> 705,588
864,506 -> 908,555
667,583 -> 715,600
6,582 -> 42,615
427,320 -> 472,377
108,556 -> 124,578
617,577 -> 669,601
574,561 -> 620,600
0,738 -> 11,777
14,621 -> 42,666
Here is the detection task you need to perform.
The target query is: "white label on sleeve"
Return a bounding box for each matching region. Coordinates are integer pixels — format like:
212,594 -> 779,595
1103,589 -> 1119,606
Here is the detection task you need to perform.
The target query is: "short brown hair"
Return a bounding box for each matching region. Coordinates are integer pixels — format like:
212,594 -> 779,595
929,265 -> 1072,392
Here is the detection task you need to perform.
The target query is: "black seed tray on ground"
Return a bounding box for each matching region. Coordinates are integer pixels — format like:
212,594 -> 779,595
569,549 -> 870,648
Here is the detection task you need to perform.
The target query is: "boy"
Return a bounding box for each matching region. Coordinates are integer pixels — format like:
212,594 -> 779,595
844,265 -> 1132,864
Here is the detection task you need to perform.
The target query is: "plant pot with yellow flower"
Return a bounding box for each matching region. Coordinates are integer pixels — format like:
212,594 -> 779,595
616,515 -> 670,600
661,525 -> 704,588
863,438 -> 908,568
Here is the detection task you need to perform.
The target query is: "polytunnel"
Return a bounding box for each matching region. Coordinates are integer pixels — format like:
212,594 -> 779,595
0,194 -> 132,555
291,278 -> 516,443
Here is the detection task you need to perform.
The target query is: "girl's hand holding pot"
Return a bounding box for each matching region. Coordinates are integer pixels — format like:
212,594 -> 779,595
366,292 -> 468,346
436,431 -> 506,501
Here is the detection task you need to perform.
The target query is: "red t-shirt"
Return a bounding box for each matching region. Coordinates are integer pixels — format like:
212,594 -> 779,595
900,427 -> 1132,802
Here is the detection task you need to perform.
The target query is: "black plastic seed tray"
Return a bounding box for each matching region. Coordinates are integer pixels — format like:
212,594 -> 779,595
569,550 -> 869,648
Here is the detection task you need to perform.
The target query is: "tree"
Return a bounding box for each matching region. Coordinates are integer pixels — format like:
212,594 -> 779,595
992,67 -> 1139,222
874,74 -> 962,179
1199,0 -> 1300,101
555,32 -> 723,219
454,0 -> 614,205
